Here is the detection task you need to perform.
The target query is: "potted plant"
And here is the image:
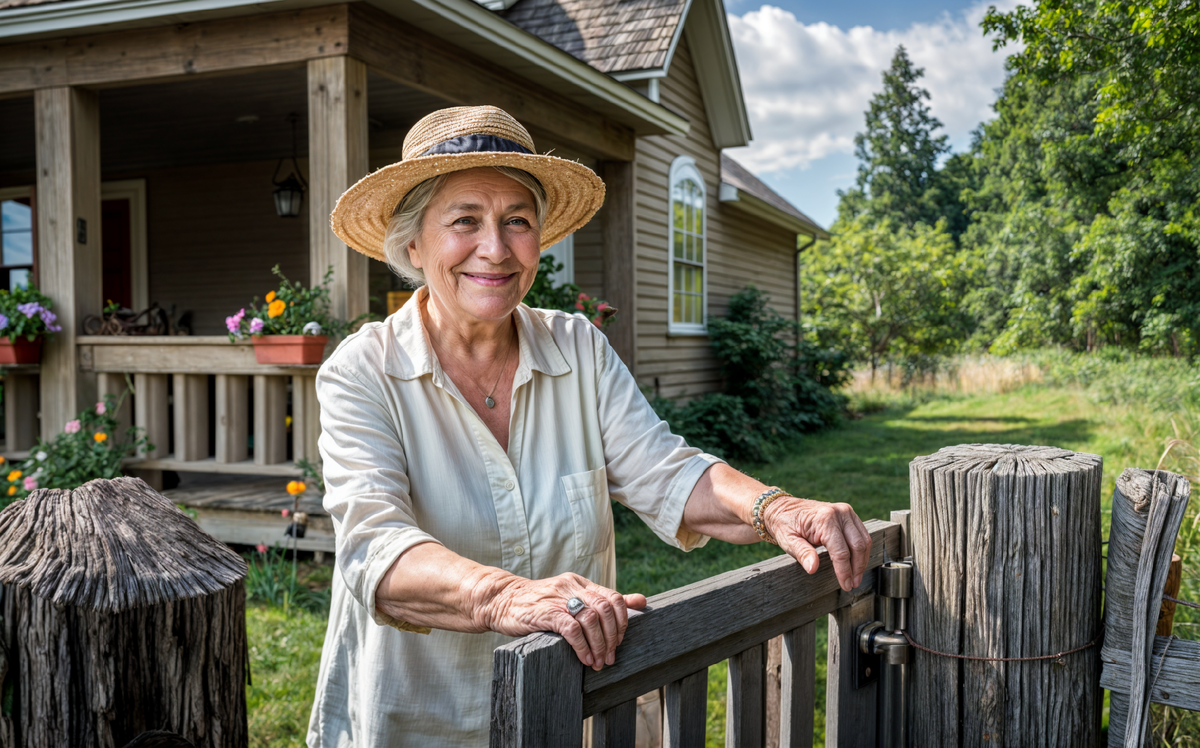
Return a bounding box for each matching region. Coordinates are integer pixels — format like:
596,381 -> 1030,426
226,265 -> 363,365
0,285 -> 62,365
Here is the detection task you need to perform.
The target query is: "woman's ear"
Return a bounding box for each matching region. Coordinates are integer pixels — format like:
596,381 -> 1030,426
407,240 -> 423,270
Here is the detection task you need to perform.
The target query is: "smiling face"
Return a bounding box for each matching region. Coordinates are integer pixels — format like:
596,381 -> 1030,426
408,168 -> 543,327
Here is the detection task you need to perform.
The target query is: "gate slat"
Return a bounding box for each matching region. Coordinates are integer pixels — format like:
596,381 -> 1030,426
779,622 -> 816,748
490,634 -> 583,748
726,643 -> 766,748
591,698 -> 637,748
663,669 -> 707,748
826,594 -> 876,748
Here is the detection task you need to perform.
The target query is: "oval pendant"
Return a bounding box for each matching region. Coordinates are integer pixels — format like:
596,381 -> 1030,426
485,396 -> 496,409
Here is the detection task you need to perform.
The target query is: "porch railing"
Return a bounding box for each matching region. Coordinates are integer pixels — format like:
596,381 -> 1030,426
78,336 -> 321,477
1,364 -> 39,459
490,516 -> 905,748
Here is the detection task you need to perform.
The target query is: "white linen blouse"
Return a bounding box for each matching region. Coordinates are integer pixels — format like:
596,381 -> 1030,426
306,289 -> 722,748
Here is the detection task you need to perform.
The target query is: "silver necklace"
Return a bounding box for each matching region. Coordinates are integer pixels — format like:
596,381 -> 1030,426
483,335 -> 515,409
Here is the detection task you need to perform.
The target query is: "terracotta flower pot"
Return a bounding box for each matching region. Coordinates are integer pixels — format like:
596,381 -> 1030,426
0,336 -> 43,365
251,335 -> 328,365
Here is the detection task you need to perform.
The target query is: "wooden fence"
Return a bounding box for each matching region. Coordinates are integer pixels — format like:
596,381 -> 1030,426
490,516 -> 904,748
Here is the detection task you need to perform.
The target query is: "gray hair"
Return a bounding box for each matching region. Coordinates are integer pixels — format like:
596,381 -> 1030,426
383,166 -> 548,287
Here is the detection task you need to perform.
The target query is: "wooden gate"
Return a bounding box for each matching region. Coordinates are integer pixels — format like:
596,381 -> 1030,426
490,516 -> 904,748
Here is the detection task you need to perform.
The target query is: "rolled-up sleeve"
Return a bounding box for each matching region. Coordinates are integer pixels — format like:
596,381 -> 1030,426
317,363 -> 442,629
593,332 -> 724,551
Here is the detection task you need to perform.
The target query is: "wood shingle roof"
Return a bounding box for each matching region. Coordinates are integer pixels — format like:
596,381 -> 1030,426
501,0 -> 688,75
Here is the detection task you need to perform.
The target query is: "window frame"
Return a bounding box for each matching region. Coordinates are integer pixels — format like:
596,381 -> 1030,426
0,185 -> 36,291
667,155 -> 708,335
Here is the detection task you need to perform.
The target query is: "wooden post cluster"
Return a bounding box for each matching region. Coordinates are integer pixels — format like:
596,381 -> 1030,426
0,477 -> 249,748
909,444 -> 1104,747
1099,468 -> 1194,747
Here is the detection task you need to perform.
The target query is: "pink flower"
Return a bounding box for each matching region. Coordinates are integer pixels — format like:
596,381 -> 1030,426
577,292 -> 590,301
575,302 -> 585,311
596,302 -> 611,312
281,509 -> 290,517
256,543 -> 268,554
95,401 -> 106,415
23,476 -> 37,491
225,308 -> 246,335
248,317 -> 264,335
592,317 -> 602,328
64,419 -> 81,434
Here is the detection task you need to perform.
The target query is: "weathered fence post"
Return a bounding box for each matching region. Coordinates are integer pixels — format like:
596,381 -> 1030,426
0,477 -> 249,748
909,444 -> 1104,747
1099,468 -> 1192,747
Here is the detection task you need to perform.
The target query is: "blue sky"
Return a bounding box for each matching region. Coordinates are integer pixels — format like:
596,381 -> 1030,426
722,0 -> 1018,228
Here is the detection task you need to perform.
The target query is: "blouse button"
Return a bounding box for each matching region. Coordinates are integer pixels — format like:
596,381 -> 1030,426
514,545 -> 525,556
504,479 -> 515,491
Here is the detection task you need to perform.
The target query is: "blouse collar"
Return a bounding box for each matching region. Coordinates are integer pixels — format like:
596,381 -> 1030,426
383,286 -> 571,382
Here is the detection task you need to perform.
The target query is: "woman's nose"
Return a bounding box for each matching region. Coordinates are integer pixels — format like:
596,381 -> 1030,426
475,221 -> 509,261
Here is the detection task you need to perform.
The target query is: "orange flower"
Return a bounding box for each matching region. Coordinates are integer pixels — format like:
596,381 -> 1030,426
0,455 -> 6,465
265,290 -> 277,303
6,470 -> 20,482
286,480 -> 307,495
94,432 -> 108,443
6,486 -> 14,496
268,299 -> 287,318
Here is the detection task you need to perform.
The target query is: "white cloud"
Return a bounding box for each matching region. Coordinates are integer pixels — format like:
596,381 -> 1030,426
726,1 -> 1019,175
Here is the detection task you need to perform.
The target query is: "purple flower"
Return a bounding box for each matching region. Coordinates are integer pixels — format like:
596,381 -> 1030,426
64,419 -> 81,434
0,313 -> 7,330
39,309 -> 55,325
17,302 -> 42,318
248,317 -> 264,335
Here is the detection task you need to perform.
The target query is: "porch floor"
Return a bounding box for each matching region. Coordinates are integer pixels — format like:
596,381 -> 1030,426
164,473 -> 335,553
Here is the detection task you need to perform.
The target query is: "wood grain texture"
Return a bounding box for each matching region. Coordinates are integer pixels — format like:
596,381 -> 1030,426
600,159 -> 638,373
172,374 -> 209,462
134,373 -> 170,459
726,642 -> 765,748
349,4 -> 635,162
292,375 -> 320,464
81,336 -> 321,375
2,372 -> 38,453
766,635 -> 781,748
1099,468 -> 1193,746
1157,555 -> 1183,637
490,632 -> 584,747
35,85 -> 100,438
909,444 -> 1104,748
0,6 -> 349,95
825,594 -> 876,748
662,669 -> 706,748
253,375 -> 288,466
779,623 -> 816,748
215,374 -> 250,464
591,698 -> 637,748
307,56 -> 369,325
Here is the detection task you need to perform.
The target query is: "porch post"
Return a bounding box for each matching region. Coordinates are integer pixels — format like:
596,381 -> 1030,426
599,160 -> 637,374
307,56 -> 369,323
35,86 -> 101,438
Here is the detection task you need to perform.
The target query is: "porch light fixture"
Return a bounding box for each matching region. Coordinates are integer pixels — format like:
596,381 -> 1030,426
272,113 -> 307,218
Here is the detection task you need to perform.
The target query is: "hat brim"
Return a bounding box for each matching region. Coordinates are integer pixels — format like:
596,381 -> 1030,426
330,152 -> 606,262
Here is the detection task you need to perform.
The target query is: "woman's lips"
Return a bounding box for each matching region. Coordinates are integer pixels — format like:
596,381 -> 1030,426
462,272 -> 515,287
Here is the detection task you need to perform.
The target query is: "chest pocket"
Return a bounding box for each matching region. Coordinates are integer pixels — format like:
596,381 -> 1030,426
561,467 -> 613,559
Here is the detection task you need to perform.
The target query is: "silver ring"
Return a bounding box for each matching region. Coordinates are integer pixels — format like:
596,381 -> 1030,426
566,597 -> 587,616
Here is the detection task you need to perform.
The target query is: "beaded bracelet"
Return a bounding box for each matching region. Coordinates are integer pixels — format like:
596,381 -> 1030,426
750,487 -> 790,545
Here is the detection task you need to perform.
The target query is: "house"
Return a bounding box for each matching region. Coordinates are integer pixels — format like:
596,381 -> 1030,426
0,0 -> 827,546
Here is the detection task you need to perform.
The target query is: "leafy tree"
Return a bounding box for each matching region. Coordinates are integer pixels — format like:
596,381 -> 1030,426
850,46 -> 951,229
803,217 -> 970,373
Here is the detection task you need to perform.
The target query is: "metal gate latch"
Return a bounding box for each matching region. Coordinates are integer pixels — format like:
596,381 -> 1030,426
854,560 -> 913,748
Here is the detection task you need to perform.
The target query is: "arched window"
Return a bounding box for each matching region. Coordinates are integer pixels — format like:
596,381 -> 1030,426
668,156 -> 706,333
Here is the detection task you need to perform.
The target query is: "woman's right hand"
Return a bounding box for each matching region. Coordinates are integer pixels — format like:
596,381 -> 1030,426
482,572 -> 647,671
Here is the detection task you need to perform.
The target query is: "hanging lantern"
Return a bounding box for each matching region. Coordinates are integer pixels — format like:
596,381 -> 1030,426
272,113 -> 307,219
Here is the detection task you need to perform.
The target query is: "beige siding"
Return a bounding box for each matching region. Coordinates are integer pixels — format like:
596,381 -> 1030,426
142,159 -> 309,335
573,211 -> 604,300
634,36 -> 798,400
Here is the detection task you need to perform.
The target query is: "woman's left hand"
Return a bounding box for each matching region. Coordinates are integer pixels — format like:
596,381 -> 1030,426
763,497 -> 872,591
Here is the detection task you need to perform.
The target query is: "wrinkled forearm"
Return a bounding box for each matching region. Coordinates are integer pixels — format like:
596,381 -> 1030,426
373,541 -> 517,632
679,463 -> 765,544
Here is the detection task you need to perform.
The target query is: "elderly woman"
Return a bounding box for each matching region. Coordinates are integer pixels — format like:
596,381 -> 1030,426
307,106 -> 871,748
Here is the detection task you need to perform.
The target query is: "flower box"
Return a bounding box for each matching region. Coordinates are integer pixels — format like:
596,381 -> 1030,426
251,335 -> 328,365
0,336 -> 42,365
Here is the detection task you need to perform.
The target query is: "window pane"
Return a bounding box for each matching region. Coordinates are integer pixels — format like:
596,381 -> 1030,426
9,268 -> 30,290
1,200 -> 31,231
673,230 -> 684,258
690,294 -> 700,323
672,290 -> 683,323
692,194 -> 703,234
692,267 -> 703,293
694,236 -> 703,264
3,231 -> 33,266
684,234 -> 694,262
672,187 -> 685,229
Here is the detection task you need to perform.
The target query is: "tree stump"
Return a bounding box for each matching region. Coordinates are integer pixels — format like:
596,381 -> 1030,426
909,444 -> 1104,747
0,477 -> 249,748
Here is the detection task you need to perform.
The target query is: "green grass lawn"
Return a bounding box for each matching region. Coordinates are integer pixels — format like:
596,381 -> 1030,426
247,383 -> 1199,746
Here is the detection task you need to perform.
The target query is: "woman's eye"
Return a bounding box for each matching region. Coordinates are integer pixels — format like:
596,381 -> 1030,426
454,217 -> 474,225
509,217 -> 530,226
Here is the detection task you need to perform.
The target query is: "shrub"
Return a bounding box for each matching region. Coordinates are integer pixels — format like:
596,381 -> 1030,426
523,255 -> 616,328
653,286 -> 850,462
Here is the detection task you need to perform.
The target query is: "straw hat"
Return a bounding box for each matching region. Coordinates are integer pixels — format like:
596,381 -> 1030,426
330,106 -> 606,262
